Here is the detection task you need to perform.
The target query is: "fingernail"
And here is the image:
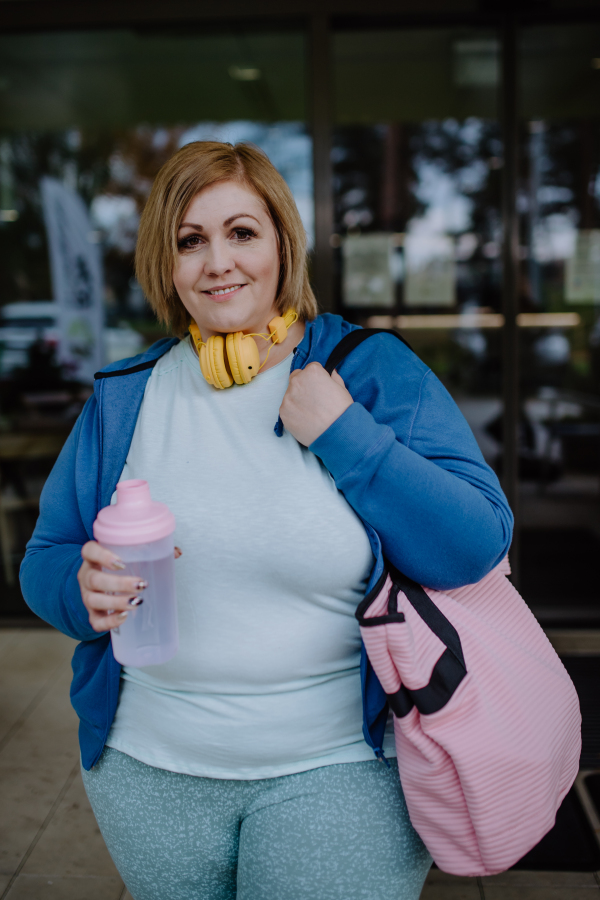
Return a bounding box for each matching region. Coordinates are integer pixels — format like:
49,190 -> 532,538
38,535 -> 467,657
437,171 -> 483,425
110,557 -> 126,570
118,610 -> 128,619
128,596 -> 144,607
136,580 -> 148,590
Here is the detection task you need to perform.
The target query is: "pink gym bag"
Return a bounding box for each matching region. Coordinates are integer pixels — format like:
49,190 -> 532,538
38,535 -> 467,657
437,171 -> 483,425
326,327 -> 582,875
356,556 -> 581,876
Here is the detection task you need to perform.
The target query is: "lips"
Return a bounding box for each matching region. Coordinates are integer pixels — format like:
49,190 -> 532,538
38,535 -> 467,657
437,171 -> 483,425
204,284 -> 245,296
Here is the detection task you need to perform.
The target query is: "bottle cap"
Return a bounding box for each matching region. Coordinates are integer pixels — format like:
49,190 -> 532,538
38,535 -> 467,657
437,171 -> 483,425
93,479 -> 175,546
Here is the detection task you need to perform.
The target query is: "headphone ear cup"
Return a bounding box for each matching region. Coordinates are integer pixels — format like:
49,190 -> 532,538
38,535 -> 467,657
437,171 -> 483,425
208,335 -> 234,389
198,344 -> 214,385
226,332 -> 244,385
226,332 -> 260,385
268,316 -> 288,344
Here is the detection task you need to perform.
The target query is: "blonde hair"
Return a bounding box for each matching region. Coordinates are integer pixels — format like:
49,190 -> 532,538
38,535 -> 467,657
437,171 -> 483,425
135,141 -> 318,336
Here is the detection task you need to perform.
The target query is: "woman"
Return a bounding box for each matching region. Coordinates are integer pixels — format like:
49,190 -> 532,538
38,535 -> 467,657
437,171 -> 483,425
21,142 -> 513,900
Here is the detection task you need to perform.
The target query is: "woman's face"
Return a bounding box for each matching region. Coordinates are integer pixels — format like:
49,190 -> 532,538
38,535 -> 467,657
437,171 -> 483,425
173,180 -> 281,339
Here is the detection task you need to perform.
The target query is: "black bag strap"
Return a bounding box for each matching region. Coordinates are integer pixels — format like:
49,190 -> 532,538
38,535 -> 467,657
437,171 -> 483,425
358,565 -> 468,719
323,328 -> 412,376
95,358 -> 159,380
335,328 -> 467,716
388,565 -> 466,668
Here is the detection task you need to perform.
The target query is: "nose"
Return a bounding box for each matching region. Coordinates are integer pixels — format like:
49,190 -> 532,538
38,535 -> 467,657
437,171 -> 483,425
204,237 -> 235,277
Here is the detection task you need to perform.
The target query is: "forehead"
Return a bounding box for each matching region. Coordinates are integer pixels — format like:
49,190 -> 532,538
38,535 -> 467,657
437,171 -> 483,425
182,180 -> 268,222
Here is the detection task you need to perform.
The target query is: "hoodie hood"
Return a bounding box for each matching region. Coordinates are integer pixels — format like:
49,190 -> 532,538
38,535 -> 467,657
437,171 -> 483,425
293,313 -> 361,369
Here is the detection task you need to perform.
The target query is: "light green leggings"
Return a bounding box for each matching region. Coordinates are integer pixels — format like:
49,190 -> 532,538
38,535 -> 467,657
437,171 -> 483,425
82,747 -> 431,900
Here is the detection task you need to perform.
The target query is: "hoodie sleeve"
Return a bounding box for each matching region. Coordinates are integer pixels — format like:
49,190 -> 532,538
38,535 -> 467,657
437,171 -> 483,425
19,396 -> 103,641
309,336 -> 513,590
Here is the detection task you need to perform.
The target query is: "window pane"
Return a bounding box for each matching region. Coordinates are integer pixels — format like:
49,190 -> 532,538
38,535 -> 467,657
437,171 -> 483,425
518,23 -> 600,623
0,27 -> 310,610
333,27 -> 503,474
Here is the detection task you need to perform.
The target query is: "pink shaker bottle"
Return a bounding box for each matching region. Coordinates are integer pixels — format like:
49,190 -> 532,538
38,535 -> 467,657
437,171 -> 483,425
93,479 -> 178,667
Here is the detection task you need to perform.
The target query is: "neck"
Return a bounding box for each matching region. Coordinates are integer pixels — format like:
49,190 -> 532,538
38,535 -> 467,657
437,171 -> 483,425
260,318 -> 305,372
188,317 -> 305,373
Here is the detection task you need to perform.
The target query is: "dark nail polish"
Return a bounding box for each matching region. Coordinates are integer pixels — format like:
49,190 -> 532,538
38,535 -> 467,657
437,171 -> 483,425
136,580 -> 148,590
129,596 -> 144,607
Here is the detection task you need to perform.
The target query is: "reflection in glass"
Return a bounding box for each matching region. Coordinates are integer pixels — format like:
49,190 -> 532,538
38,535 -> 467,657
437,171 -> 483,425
0,27 -> 310,609
333,28 -> 503,469
518,24 -> 600,621
0,30 -> 310,356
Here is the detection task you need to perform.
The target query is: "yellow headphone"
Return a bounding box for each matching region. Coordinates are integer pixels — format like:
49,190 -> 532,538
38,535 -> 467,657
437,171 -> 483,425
188,309 -> 298,390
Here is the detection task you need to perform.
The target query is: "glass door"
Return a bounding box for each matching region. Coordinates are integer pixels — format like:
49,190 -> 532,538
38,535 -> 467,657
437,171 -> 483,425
0,25 -> 311,610
517,23 -> 600,624
332,27 -> 504,481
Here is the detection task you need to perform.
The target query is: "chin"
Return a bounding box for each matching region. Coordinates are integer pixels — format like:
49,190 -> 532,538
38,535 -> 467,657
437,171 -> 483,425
199,308 -> 257,336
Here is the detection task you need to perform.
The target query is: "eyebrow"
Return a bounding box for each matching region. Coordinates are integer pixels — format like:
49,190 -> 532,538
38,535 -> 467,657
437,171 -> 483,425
178,213 -> 261,231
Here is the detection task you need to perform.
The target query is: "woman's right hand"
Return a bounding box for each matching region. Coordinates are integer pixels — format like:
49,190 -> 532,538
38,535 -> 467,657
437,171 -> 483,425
78,541 -> 146,632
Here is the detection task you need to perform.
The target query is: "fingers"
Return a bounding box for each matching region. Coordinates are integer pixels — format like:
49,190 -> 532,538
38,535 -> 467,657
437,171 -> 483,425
85,590 -> 141,614
78,541 -> 149,633
288,362 -> 324,379
288,362 -> 343,387
83,588 -> 144,632
81,540 -> 125,570
88,606 -> 132,633
81,564 -> 146,596
81,581 -> 144,631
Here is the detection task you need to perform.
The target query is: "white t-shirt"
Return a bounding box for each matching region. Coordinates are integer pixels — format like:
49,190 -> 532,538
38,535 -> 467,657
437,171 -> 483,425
106,336 -> 396,778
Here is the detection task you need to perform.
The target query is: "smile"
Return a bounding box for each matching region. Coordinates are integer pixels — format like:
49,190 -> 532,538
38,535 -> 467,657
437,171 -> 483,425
204,285 -> 244,296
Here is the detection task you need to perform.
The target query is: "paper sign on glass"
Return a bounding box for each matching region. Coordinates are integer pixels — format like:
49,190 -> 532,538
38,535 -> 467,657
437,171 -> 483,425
404,233 -> 456,308
342,233 -> 395,308
565,229 -> 600,304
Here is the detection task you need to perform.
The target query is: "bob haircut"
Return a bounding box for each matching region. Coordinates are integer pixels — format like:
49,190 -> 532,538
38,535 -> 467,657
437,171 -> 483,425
136,141 -> 318,336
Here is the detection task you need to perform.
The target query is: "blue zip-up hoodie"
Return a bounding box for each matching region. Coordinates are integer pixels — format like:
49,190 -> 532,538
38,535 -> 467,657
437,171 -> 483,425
20,313 -> 513,770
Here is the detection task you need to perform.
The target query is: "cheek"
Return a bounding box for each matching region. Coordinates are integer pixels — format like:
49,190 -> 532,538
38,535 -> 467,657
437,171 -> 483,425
172,257 -> 197,294
249,244 -> 280,288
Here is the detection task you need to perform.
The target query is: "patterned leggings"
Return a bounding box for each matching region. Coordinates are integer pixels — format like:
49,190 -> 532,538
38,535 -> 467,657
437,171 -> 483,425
82,747 -> 431,900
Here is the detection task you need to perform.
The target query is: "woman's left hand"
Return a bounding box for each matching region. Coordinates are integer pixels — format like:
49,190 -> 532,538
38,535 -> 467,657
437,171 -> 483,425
279,363 -> 353,446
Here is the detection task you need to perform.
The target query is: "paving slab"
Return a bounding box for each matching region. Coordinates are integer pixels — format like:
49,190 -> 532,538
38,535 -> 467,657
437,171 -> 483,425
425,869 -> 480,885
21,772 -> 120,879
0,664 -> 79,766
420,880 -> 481,899
484,889 -> 600,900
4,874 -> 123,900
0,762 -> 78,877
0,668 -> 80,875
0,630 -> 22,661
482,871 -> 598,887
0,631 -> 75,746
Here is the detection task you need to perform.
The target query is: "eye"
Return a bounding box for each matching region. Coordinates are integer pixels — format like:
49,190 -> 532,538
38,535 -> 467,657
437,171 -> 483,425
232,227 -> 257,242
177,233 -> 203,251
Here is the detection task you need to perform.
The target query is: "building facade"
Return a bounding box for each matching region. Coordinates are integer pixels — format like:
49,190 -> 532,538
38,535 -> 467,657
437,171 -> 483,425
0,0 -> 599,622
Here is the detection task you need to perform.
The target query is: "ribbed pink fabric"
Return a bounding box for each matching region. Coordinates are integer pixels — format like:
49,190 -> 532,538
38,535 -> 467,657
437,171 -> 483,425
360,559 -> 581,876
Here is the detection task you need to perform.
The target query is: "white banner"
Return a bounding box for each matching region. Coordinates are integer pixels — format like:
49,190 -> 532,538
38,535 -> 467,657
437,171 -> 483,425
40,177 -> 104,383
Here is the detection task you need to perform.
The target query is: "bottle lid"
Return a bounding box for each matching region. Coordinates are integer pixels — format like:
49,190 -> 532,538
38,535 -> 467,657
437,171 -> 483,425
93,479 -> 175,546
